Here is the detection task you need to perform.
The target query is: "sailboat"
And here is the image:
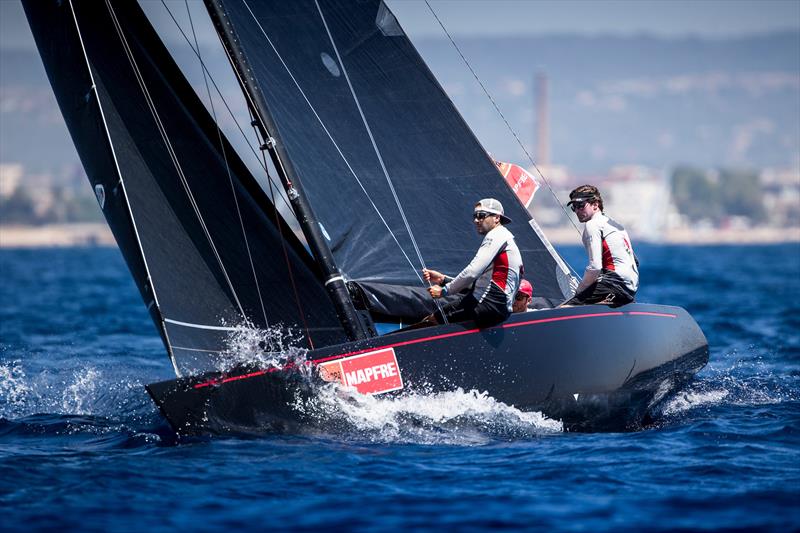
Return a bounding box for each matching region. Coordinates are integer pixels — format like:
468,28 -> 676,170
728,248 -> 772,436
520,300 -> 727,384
23,0 -> 708,434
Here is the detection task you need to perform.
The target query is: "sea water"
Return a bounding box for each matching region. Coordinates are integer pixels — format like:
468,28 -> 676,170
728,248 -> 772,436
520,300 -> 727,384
1,244 -> 798,530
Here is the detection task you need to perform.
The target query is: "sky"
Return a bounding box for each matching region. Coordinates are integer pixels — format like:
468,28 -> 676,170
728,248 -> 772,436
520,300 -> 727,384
2,0 -> 799,51
389,0 -> 800,38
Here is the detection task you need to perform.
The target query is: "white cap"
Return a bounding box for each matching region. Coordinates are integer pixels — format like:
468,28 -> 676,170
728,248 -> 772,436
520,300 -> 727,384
475,198 -> 511,224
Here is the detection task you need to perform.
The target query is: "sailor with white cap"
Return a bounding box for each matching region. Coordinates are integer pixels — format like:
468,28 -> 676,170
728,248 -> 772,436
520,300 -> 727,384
423,198 -> 523,328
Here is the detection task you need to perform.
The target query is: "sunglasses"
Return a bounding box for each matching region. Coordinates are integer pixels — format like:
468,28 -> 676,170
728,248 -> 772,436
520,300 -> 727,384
474,211 -> 495,221
570,201 -> 587,212
515,293 -> 530,301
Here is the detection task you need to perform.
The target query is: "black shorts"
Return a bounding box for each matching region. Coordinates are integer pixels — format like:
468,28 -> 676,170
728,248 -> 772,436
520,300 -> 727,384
566,271 -> 636,308
434,283 -> 510,328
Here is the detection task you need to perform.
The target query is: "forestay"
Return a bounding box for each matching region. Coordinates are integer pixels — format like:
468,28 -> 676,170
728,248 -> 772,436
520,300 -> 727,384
215,0 -> 574,309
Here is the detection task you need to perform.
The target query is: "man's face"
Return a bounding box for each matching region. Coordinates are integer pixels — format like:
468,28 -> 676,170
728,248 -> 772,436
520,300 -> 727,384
474,211 -> 500,234
512,293 -> 530,313
571,200 -> 600,223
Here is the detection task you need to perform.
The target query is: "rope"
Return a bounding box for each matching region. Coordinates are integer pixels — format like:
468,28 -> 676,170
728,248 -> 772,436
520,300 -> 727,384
424,0 -> 584,254
184,0 -> 268,328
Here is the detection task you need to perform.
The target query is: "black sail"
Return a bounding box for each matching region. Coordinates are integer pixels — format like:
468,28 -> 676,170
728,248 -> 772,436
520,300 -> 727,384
23,0 -> 348,373
215,0 -> 574,306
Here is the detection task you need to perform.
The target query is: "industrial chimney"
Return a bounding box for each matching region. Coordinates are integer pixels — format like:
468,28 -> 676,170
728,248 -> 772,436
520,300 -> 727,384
535,72 -> 550,167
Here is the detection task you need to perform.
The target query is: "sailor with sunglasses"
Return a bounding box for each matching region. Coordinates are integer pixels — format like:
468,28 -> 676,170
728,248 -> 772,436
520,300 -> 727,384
423,198 -> 522,328
564,185 -> 639,307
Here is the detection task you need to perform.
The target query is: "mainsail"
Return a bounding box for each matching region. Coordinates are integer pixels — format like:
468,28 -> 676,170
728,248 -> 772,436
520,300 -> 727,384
23,0 -> 349,374
212,0 -> 574,306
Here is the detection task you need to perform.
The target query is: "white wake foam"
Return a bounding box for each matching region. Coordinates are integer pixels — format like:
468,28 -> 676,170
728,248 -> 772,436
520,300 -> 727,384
61,367 -> 101,415
217,323 -> 310,372
0,360 -> 32,417
293,383 -> 563,444
0,358 -> 153,423
217,324 -> 563,443
657,355 -> 796,417
661,389 -> 730,415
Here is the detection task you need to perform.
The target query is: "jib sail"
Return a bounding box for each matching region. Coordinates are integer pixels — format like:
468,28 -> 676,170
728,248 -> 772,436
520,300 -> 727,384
23,0 -> 348,374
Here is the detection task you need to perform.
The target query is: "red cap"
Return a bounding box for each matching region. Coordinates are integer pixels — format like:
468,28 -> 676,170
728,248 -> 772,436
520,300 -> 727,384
518,279 -> 533,298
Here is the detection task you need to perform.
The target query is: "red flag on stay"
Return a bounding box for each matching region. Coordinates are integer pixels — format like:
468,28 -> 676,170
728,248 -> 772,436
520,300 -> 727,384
495,161 -> 539,208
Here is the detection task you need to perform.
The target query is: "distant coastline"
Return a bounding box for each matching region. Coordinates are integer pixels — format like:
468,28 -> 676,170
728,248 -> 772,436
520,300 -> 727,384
0,224 -> 116,248
0,223 -> 797,248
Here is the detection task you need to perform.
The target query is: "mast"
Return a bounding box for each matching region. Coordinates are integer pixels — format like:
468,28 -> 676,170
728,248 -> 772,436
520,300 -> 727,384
204,0 -> 369,341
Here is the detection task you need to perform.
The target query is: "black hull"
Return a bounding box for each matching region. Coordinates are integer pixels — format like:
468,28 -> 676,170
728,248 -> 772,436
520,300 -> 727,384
147,303 -> 708,434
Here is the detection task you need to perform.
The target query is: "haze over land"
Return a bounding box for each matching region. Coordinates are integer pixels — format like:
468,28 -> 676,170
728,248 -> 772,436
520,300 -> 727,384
2,30 -> 798,174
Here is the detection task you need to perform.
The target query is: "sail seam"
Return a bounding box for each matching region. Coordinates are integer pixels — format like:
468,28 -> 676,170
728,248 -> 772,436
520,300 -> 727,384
240,0 -> 424,284
67,0 -> 180,376
106,0 -> 247,321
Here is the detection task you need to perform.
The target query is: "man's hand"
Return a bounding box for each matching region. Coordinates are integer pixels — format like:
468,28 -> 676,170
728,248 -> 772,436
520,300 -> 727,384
422,269 -> 445,285
428,285 -> 444,299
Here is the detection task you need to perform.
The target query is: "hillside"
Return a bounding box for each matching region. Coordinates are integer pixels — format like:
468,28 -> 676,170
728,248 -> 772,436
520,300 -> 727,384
1,30 -> 798,176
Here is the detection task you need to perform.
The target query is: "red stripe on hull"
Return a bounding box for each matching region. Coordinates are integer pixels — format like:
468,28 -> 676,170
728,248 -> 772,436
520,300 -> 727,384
192,310 -> 677,389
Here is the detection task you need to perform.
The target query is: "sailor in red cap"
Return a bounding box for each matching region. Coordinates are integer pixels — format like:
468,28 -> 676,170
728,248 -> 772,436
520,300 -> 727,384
512,279 -> 534,313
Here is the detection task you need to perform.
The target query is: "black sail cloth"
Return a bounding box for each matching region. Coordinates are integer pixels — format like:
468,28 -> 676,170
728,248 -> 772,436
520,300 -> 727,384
23,0 -> 349,373
215,0 -> 574,317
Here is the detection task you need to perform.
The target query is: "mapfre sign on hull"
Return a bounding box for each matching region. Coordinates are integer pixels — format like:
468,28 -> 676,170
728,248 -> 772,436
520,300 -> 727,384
318,348 -> 404,395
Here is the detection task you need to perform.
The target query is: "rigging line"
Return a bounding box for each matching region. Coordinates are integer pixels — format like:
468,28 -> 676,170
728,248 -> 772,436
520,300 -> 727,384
158,0 -> 295,217
249,113 -> 316,349
69,0 -> 179,377
106,0 -> 247,318
241,0 -> 424,285
183,0 -> 269,328
313,0 -> 448,324
423,0 -> 584,247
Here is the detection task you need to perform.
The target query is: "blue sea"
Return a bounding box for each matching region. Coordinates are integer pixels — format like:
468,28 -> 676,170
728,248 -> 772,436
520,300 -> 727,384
1,244 -> 798,531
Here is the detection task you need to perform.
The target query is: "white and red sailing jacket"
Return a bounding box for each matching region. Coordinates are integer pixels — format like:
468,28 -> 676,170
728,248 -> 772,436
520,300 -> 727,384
444,225 -> 523,313
576,212 -> 639,294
